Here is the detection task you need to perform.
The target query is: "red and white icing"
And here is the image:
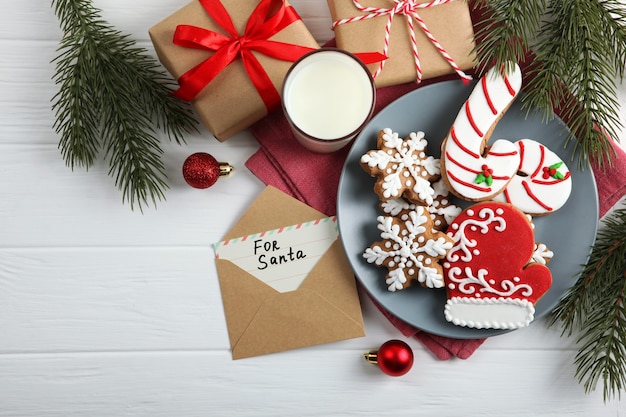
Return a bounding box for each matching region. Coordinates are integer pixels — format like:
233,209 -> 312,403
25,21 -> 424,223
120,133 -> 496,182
493,139 -> 572,215
443,202 -> 552,329
441,63 -> 522,200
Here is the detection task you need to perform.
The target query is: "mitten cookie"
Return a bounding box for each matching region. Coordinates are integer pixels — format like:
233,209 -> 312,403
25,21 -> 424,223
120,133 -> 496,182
442,201 -> 552,329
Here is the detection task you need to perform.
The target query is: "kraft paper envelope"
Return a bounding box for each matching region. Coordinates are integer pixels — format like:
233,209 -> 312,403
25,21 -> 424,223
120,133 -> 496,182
214,186 -> 365,359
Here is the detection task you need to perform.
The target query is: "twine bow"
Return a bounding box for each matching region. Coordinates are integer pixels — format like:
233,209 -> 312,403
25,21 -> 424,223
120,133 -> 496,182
172,0 -> 316,110
332,0 -> 472,84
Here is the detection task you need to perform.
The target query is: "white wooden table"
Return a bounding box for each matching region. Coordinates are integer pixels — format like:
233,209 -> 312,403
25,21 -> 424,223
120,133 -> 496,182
1,1 -> 626,415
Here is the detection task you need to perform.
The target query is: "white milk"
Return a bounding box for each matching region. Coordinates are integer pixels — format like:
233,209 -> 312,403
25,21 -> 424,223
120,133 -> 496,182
283,50 -> 374,140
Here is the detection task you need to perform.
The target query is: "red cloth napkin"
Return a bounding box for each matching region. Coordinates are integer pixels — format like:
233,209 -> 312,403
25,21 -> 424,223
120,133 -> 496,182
246,84 -> 625,361
595,143 -> 626,218
245,32 -> 626,361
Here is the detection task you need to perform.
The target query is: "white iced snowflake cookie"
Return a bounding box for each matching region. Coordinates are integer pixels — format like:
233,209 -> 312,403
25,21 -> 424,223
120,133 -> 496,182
429,179 -> 463,230
363,206 -> 454,291
531,242 -> 553,265
493,139 -> 572,215
380,179 -> 462,231
441,63 -> 522,201
361,128 -> 440,206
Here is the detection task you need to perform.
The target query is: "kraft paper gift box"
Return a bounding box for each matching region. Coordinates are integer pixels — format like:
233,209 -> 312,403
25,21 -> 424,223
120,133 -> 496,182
149,0 -> 319,141
328,0 -> 476,87
213,186 -> 365,359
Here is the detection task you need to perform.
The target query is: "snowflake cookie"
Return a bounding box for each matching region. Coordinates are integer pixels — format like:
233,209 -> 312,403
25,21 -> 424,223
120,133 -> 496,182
531,242 -> 553,265
381,179 -> 463,231
363,206 -> 454,291
360,128 -> 440,206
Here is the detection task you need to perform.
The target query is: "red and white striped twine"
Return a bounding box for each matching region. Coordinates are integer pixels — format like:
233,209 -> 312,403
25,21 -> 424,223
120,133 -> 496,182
332,0 -> 472,83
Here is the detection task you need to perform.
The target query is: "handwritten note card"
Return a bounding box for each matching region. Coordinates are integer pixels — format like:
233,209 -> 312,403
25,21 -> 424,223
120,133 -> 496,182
214,217 -> 339,293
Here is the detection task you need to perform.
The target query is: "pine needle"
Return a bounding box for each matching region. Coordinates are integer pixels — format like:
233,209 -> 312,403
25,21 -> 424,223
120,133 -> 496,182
473,0 -> 546,73
474,0 -> 626,401
549,205 -> 626,401
50,0 -> 198,211
472,0 -> 626,169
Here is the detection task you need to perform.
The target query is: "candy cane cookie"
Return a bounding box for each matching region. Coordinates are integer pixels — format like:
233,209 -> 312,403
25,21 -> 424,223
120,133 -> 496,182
493,139 -> 572,216
441,63 -> 522,201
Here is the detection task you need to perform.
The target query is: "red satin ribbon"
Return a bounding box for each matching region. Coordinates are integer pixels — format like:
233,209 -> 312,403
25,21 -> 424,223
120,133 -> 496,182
172,0 -> 316,110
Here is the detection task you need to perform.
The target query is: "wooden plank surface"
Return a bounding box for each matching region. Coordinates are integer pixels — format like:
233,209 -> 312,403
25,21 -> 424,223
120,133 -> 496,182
1,0 -> 625,415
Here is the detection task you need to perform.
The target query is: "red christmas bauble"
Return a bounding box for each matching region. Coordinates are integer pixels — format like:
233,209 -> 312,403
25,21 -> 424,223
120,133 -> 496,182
182,152 -> 233,189
365,340 -> 414,376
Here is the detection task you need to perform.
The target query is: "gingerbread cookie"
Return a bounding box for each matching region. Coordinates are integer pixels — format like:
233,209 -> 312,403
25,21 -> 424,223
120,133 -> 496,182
429,179 -> 463,230
361,128 -> 440,205
513,214 -> 555,265
443,201 -> 552,329
531,242 -> 553,265
493,139 -> 572,215
380,179 -> 462,231
363,206 -> 454,291
440,63 -> 522,201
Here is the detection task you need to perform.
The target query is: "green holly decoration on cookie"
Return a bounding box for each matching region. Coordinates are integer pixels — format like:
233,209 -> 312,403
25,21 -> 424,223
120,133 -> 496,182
542,162 -> 565,180
475,164 -> 494,186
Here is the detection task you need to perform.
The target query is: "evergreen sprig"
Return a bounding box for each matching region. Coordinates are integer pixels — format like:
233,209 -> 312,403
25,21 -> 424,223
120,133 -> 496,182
51,0 -> 197,210
549,205 -> 626,401
472,0 -> 626,169
473,0 -> 626,401
473,0 -> 545,74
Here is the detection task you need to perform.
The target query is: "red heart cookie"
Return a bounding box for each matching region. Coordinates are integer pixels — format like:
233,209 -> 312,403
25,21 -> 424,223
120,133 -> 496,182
442,201 -> 552,329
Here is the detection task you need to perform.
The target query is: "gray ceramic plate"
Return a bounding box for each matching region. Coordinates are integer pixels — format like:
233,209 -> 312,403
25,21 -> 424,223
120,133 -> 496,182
337,80 -> 599,339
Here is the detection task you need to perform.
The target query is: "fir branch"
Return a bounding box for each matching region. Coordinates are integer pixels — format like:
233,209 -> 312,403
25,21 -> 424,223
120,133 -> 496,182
549,205 -> 626,401
472,0 -> 546,73
472,0 -> 626,169
529,0 -> 623,168
598,0 -> 626,79
51,0 -> 197,210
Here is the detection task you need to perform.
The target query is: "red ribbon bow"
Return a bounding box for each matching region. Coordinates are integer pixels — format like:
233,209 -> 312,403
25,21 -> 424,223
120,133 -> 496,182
172,0 -> 316,110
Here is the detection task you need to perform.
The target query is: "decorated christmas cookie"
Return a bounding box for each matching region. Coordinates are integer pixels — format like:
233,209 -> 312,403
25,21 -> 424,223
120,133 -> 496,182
443,201 -> 552,329
361,128 -> 440,205
531,242 -> 553,265
429,179 -> 463,230
363,206 -> 454,291
380,179 -> 462,231
493,139 -> 572,215
440,63 -> 522,201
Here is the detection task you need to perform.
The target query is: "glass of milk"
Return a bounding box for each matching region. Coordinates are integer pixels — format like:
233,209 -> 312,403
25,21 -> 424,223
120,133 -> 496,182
282,48 -> 376,153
